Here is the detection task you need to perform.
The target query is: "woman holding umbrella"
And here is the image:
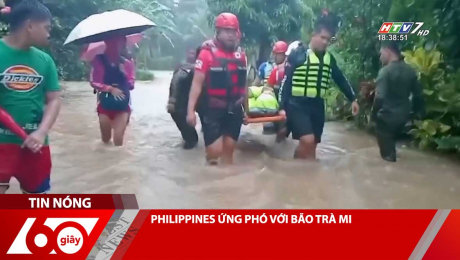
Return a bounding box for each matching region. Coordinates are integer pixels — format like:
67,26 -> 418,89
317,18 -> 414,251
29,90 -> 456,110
64,9 -> 155,146
90,36 -> 134,146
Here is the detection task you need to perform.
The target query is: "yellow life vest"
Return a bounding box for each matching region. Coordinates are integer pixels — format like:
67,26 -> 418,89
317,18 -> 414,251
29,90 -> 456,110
291,50 -> 332,98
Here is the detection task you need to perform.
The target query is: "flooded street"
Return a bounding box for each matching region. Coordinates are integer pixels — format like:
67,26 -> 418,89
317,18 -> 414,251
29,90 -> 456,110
8,71 -> 460,208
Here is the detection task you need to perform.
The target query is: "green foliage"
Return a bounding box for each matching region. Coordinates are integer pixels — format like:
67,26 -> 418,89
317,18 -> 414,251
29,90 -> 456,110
409,120 -> 451,149
207,0 -> 312,44
144,56 -> 175,71
310,0 -> 460,154
435,136 -> 460,153
403,47 -> 460,152
403,48 -> 460,120
44,0 -> 176,79
206,0 -> 313,64
403,48 -> 442,76
324,86 -> 351,121
0,22 -> 6,37
107,0 -> 179,69
112,0 -> 211,69
389,0 -> 460,67
136,70 -> 155,81
1,0 -> 209,74
326,0 -> 391,80
169,0 -> 212,64
45,0 -> 101,80
434,0 -> 460,68
0,0 -> 5,36
324,87 -> 340,120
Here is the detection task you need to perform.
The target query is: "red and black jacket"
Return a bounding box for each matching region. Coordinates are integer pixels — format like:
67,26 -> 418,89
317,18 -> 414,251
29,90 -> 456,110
202,41 -> 247,112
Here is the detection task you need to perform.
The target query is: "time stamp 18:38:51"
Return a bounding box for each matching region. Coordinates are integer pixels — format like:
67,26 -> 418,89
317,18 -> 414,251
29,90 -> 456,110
378,34 -> 408,41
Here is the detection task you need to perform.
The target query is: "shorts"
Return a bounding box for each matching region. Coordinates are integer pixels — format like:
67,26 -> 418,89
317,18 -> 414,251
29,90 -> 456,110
97,104 -> 131,120
0,144 -> 51,193
201,108 -> 243,147
286,98 -> 325,143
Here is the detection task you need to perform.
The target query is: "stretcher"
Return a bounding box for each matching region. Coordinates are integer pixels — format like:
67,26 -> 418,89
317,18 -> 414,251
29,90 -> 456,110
246,85 -> 285,124
246,114 -> 286,124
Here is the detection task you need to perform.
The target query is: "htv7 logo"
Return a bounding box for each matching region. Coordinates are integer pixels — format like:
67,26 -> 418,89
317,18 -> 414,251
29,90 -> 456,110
7,218 -> 99,255
379,22 -> 430,36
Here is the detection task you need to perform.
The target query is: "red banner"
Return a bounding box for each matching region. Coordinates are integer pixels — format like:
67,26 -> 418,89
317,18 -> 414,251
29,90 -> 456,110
118,210 -> 436,259
0,195 -> 459,259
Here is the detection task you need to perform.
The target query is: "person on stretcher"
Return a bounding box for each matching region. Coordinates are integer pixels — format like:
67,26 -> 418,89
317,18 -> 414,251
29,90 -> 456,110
247,41 -> 288,118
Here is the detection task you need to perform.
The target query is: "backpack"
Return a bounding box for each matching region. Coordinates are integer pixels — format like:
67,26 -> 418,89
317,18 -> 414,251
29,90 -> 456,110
97,55 -> 131,111
168,63 -> 195,113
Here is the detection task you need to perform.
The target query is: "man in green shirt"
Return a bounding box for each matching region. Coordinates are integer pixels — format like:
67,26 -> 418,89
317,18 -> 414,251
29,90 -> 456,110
372,42 -> 425,162
0,0 -> 61,193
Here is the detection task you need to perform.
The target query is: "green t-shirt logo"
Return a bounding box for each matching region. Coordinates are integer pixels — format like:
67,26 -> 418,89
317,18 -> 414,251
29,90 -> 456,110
0,65 -> 44,92
0,40 -> 60,145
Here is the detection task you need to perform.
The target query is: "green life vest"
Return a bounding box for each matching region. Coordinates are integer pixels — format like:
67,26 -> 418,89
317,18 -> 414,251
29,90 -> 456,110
291,50 -> 332,98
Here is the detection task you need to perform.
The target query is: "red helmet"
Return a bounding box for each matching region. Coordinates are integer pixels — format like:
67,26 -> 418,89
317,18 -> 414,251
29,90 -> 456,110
272,41 -> 288,54
215,12 -> 240,30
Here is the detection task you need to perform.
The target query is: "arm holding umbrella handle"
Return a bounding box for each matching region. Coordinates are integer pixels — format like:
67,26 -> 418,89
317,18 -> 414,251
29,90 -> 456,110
0,106 -> 27,140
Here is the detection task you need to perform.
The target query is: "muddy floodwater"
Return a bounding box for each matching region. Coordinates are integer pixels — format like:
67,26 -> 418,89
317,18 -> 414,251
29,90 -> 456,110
7,71 -> 460,208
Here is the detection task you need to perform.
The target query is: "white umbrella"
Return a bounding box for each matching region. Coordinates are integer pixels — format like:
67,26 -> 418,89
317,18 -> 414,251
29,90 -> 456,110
64,9 -> 155,45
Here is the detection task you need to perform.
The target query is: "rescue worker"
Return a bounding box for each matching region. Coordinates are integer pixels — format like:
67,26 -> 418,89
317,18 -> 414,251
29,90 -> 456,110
372,42 -> 425,162
167,47 -> 202,149
266,41 -> 288,95
254,41 -> 288,87
279,20 -> 360,160
262,41 -> 288,135
187,12 -> 247,165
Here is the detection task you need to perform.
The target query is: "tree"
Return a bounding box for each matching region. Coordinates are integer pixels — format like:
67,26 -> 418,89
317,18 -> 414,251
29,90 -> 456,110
170,0 -> 212,63
102,0 -> 178,70
388,0 -> 460,68
42,0 -> 177,79
45,0 -> 102,80
1,0 -> 207,73
0,0 -> 6,37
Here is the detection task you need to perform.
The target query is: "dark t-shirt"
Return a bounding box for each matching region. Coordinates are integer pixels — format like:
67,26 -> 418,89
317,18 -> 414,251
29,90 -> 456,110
373,60 -> 425,123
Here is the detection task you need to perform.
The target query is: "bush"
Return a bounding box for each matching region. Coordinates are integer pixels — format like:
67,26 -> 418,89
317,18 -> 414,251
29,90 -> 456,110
403,48 -> 460,153
56,60 -> 89,81
435,136 -> 460,153
0,23 -> 6,37
136,70 -> 155,81
143,56 -> 175,71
